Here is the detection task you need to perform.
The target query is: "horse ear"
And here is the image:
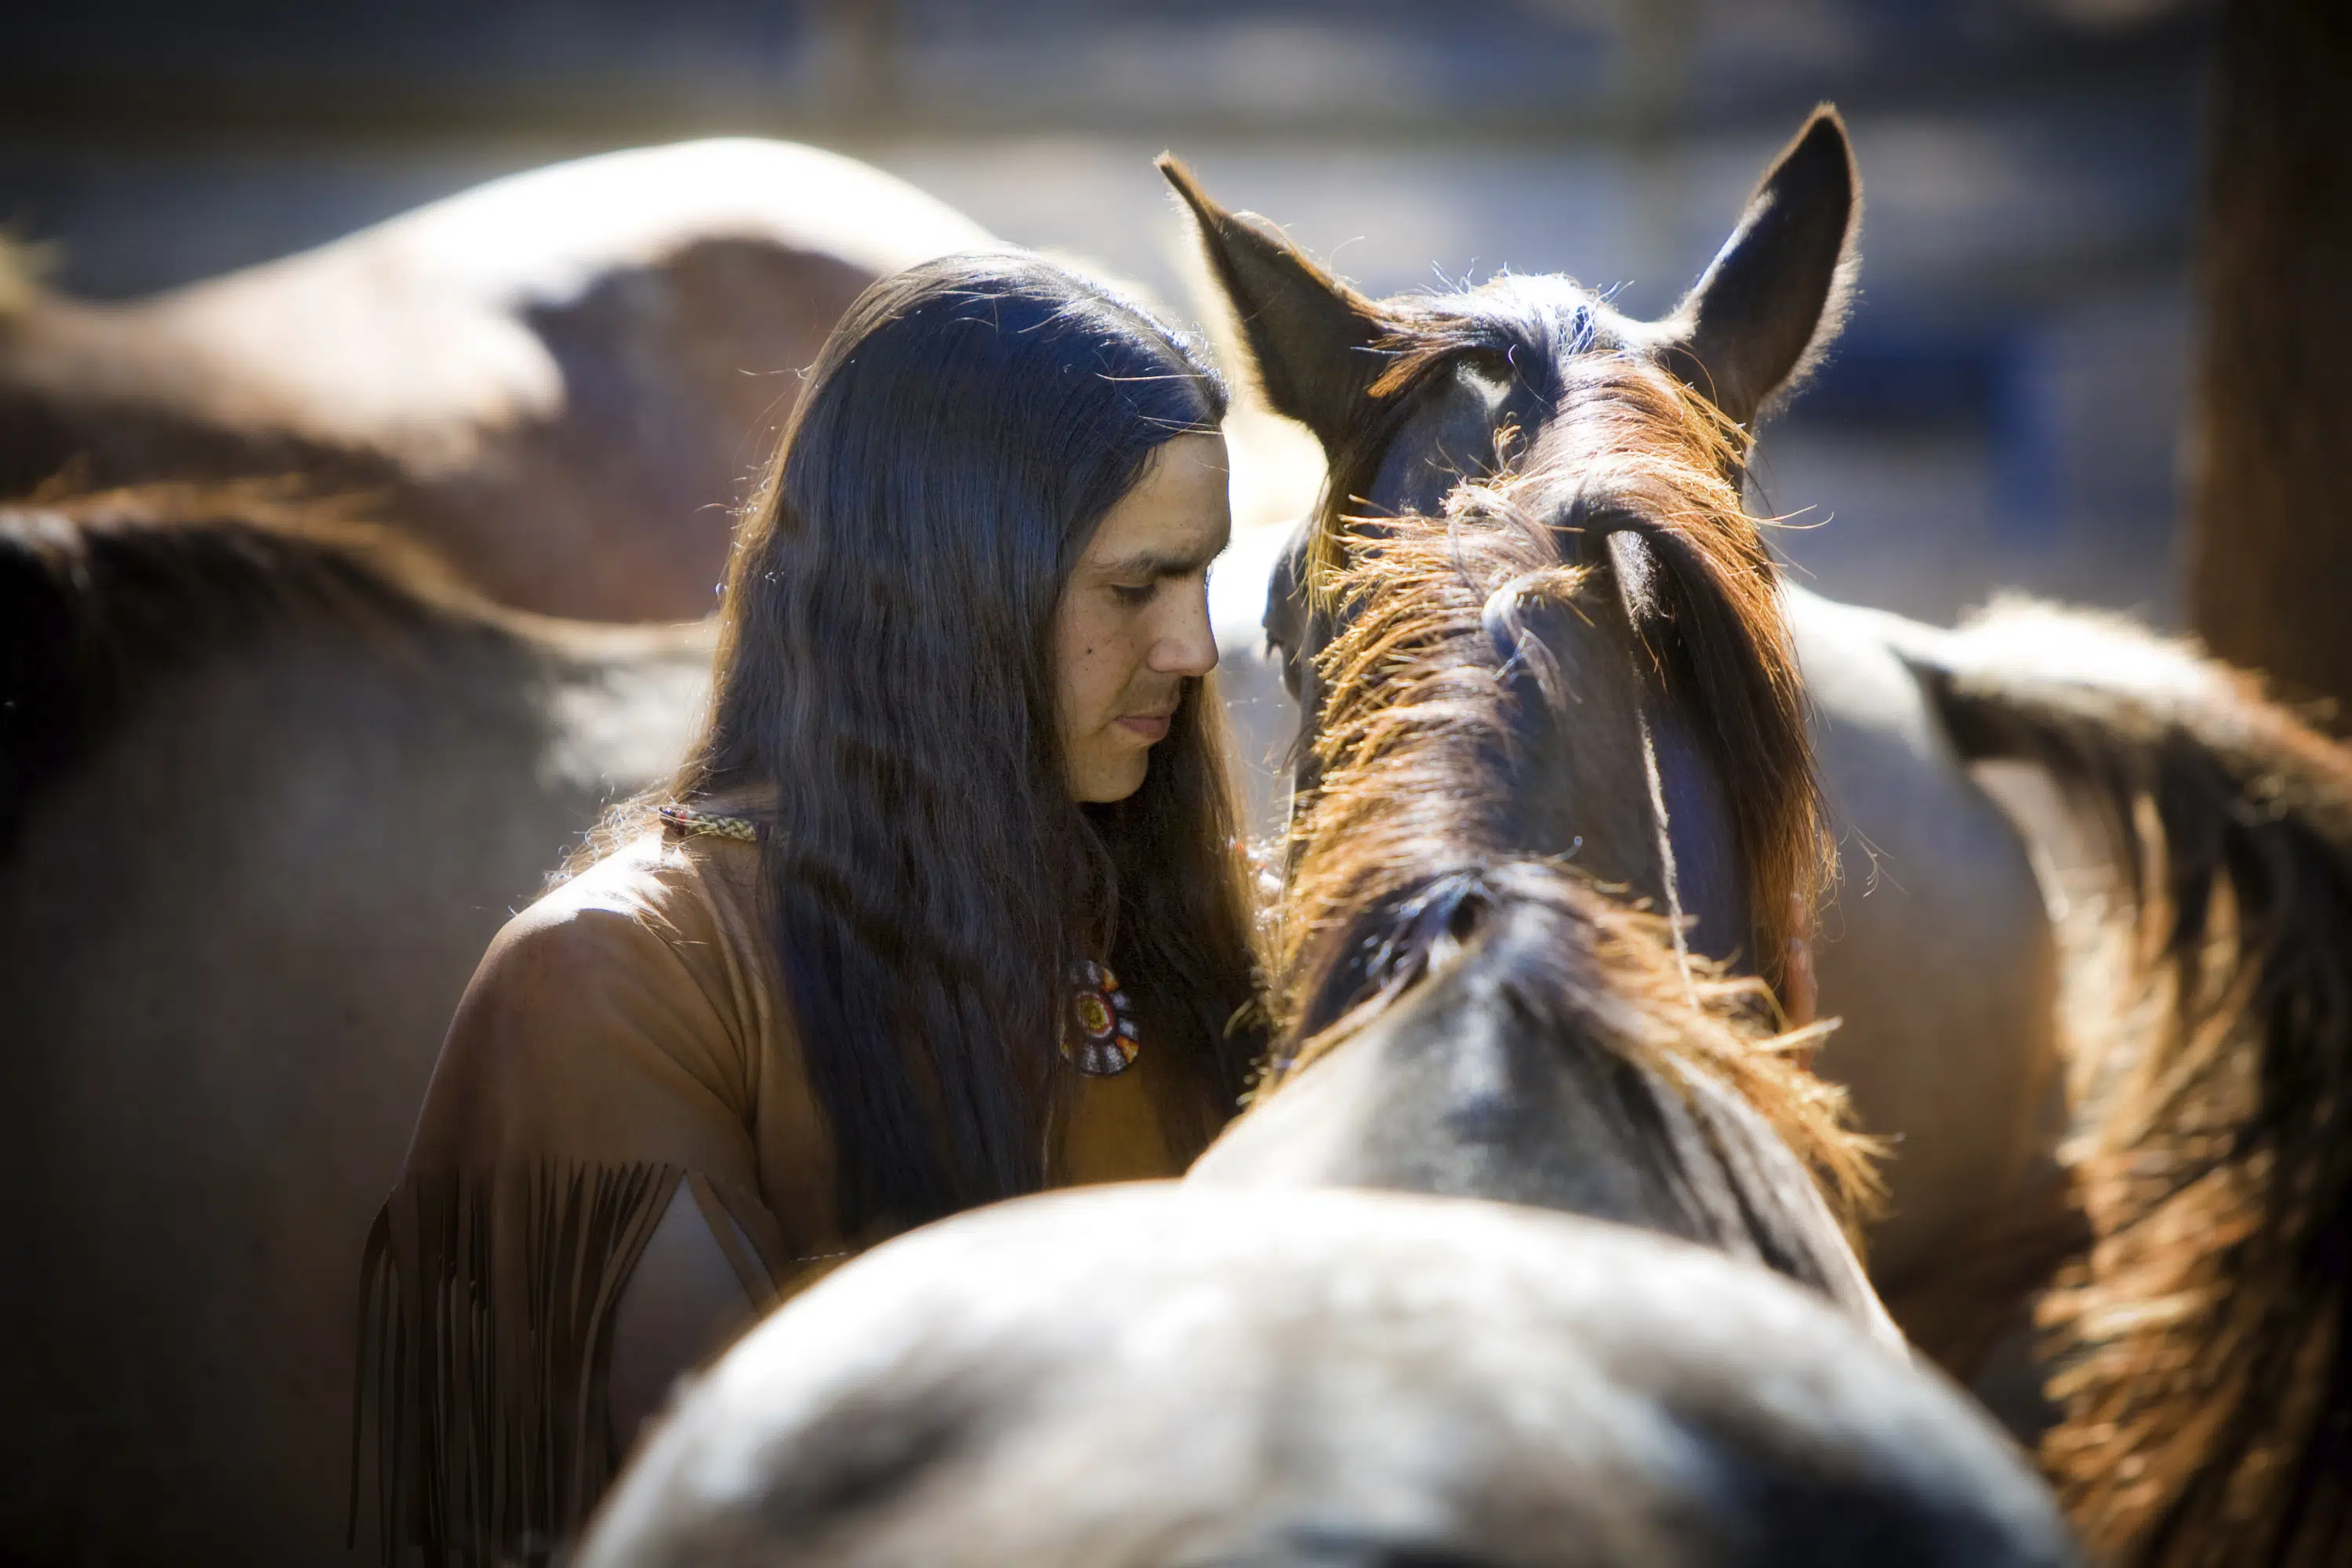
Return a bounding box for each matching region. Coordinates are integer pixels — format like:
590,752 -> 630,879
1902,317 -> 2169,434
1157,154 -> 1388,450
1663,106 -> 1860,426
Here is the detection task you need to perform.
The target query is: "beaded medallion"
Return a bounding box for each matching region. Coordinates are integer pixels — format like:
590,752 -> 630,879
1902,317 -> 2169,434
1064,959 -> 1141,1077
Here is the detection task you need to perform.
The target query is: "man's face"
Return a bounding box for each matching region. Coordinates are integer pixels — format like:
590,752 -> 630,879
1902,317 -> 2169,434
1055,433 -> 1231,804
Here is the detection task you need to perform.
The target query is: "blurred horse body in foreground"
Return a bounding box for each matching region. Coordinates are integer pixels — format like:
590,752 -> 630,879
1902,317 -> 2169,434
0,140 -> 996,622
584,1189 -> 2077,1568
0,488 -> 710,1562
1185,107 -> 2352,1566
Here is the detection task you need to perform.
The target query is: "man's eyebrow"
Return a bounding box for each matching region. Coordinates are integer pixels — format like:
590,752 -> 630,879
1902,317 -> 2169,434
1094,539 -> 1229,578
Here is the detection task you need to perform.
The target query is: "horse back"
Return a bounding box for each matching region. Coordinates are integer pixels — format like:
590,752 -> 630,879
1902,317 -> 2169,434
0,140 -> 999,622
1782,586 -> 2071,1367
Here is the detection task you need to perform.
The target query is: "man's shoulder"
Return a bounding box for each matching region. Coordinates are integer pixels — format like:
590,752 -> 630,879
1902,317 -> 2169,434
495,829 -> 735,963
449,829 -> 768,1044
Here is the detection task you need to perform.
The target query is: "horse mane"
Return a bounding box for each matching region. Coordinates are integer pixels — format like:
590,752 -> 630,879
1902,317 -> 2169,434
1269,464 -> 1880,1244
1916,598 -> 2352,1566
0,481 -> 493,854
1307,281 -> 1830,987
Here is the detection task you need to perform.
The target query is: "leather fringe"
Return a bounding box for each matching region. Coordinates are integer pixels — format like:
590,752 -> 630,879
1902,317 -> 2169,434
350,1163 -> 684,1566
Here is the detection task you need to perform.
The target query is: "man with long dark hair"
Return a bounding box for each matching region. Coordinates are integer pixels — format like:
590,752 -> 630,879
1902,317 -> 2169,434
356,252 -> 1265,1560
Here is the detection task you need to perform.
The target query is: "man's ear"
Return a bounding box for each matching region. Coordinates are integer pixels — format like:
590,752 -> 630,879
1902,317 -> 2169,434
1158,154 -> 1388,452
1661,106 -> 1860,426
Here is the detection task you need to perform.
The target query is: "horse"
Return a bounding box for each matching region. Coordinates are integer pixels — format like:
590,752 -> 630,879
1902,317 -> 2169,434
575,407 -> 2076,1568
0,486 -> 711,1563
579,1187 -> 2081,1567
0,139 -> 996,622
1170,106 -> 2352,1567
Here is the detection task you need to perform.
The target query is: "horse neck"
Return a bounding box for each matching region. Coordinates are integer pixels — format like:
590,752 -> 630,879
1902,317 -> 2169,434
1499,575 -> 1753,971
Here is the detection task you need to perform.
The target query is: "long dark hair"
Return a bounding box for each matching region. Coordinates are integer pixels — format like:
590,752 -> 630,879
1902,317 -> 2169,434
670,251 -> 1260,1236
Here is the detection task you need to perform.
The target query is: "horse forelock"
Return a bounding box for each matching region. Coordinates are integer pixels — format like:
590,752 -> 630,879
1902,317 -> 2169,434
1305,282 -> 1830,987
1273,449 -> 1877,1239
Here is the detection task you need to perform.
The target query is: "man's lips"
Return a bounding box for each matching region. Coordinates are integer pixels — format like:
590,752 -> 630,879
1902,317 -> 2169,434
1116,710 -> 1174,742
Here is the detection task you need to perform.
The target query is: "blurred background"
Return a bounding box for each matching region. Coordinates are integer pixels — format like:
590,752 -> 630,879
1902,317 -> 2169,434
0,0 -> 2212,625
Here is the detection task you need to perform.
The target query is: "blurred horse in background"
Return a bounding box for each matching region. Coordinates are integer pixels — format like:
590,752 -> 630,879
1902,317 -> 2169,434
1178,106 -> 2352,1567
0,487 -> 710,1563
0,140 -> 996,622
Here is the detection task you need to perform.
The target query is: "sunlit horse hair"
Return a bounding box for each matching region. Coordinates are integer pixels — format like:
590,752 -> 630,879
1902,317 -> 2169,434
1296,295 -> 1831,996
1265,344 -> 1877,1237
1923,603 -> 2352,1565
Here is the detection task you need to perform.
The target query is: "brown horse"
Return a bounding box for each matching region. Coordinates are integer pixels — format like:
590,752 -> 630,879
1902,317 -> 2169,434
0,140 -> 996,622
1175,107 -> 2352,1567
0,487 -> 710,1563
1177,125 -> 2070,1364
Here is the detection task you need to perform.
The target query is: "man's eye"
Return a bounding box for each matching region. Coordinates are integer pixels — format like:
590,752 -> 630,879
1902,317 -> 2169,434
1112,582 -> 1157,607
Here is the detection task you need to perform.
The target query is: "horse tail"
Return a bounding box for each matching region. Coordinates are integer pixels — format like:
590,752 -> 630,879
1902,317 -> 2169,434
1911,597 -> 2352,1567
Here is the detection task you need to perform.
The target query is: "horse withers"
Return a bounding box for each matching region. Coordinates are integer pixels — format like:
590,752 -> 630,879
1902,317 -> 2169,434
1178,106 -> 2352,1566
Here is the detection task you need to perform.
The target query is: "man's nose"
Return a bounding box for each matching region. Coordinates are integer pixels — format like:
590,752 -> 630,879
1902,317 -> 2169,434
1150,585 -> 1219,678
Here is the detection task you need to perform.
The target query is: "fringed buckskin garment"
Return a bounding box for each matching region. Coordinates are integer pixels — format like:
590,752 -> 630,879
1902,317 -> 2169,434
353,820 -> 1195,1563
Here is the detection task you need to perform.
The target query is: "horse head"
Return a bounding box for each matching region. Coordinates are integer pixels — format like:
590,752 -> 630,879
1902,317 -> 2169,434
1168,107 -> 1857,996
1173,113 -> 1886,1326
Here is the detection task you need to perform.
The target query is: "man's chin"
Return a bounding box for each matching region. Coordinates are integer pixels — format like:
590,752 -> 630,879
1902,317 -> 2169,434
1070,753 -> 1151,805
